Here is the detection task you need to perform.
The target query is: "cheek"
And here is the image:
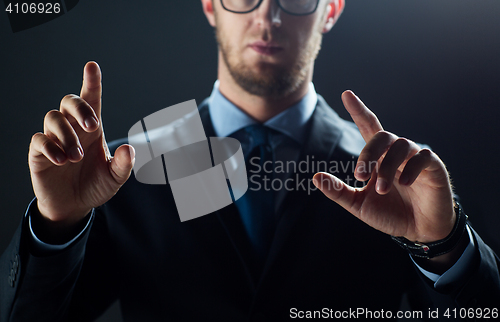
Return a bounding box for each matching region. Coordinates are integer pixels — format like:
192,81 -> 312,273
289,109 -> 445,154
287,16 -> 320,47
291,30 -> 315,57
223,18 -> 251,46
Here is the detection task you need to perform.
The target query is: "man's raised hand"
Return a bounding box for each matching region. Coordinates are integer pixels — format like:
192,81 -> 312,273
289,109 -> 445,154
28,62 -> 135,237
313,91 -> 456,245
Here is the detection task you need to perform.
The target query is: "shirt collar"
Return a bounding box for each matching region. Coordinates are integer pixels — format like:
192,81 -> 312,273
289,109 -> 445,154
208,80 -> 317,145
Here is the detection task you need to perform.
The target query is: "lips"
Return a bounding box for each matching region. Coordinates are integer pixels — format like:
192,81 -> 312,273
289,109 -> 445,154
249,41 -> 283,56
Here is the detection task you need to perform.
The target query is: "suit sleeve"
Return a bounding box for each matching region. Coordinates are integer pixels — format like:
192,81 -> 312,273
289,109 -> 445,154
417,226 -> 500,310
453,227 -> 500,307
0,204 -> 118,322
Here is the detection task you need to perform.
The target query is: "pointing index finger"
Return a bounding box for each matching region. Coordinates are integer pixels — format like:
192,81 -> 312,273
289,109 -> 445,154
80,61 -> 102,119
341,90 -> 383,142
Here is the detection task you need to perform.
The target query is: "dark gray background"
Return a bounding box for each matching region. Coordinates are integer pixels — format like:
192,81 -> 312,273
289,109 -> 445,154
1,1 -> 499,321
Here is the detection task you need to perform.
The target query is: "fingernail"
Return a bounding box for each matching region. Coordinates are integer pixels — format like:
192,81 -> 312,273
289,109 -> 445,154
84,116 -> 98,129
70,146 -> 83,160
355,167 -> 363,180
376,178 -> 387,193
399,174 -> 409,186
128,146 -> 136,160
55,153 -> 66,164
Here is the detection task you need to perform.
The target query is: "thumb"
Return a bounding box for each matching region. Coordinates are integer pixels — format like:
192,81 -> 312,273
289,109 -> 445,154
312,172 -> 358,213
109,144 -> 135,185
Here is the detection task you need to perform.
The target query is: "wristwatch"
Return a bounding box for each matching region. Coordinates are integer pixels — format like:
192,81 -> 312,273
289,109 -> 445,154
391,200 -> 468,259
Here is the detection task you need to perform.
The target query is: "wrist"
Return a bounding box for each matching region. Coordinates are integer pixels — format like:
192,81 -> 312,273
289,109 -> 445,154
31,204 -> 91,245
413,228 -> 470,274
391,199 -> 468,260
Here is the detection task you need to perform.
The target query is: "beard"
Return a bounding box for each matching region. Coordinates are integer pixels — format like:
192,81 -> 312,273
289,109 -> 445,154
215,27 -> 323,100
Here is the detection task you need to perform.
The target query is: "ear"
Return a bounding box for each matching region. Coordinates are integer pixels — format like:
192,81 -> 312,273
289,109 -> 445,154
322,0 -> 344,33
201,0 -> 216,27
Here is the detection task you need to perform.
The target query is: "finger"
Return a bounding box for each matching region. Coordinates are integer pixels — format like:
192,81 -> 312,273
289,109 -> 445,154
312,172 -> 360,215
399,148 -> 442,186
376,138 -> 420,194
355,131 -> 398,181
29,132 -> 68,168
109,144 -> 135,185
80,61 -> 102,119
44,110 -> 83,162
60,94 -> 99,132
341,90 -> 383,142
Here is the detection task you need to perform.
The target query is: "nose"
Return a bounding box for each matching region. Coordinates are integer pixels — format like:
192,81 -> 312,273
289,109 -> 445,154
254,0 -> 282,28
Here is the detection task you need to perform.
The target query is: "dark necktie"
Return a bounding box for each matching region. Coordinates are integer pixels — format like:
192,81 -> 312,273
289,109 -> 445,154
235,124 -> 277,272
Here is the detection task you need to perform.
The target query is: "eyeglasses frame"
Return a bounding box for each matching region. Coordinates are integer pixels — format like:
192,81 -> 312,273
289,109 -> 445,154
220,0 -> 321,16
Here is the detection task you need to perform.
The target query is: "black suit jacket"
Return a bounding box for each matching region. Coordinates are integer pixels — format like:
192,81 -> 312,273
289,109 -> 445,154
1,96 -> 499,321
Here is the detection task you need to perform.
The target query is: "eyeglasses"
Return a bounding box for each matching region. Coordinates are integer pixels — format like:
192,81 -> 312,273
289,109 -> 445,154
221,0 -> 320,16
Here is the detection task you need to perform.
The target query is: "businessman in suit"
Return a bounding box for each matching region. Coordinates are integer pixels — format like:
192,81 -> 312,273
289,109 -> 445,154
1,0 -> 499,320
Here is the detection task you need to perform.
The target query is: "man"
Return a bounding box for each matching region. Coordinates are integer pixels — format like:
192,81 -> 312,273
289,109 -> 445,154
1,0 -> 499,321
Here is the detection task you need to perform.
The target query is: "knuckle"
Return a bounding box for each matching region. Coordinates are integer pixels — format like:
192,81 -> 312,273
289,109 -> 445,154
395,137 -> 409,144
44,109 -> 61,122
30,133 -> 46,150
419,149 -> 438,163
373,130 -> 387,138
31,132 -> 43,143
63,93 -> 79,101
374,130 -> 395,142
419,148 -> 432,157
61,94 -> 84,111
394,137 -> 411,149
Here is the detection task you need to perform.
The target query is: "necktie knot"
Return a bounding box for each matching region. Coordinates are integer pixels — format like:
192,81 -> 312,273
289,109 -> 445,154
245,124 -> 271,152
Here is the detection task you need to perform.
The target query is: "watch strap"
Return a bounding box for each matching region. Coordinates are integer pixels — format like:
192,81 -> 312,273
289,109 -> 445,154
391,200 -> 468,259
